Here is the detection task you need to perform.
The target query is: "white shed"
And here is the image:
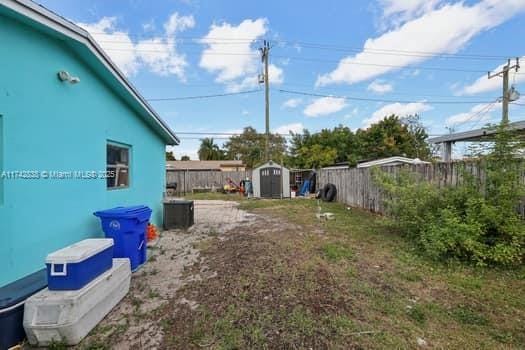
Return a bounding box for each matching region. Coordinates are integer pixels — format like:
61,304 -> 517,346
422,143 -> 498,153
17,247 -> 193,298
252,161 -> 290,198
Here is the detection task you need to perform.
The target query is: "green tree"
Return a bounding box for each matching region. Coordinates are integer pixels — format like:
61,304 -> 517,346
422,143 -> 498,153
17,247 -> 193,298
223,127 -> 286,168
181,155 -> 190,161
289,125 -> 355,168
198,138 -> 224,160
358,115 -> 430,161
297,144 -> 338,168
165,151 -> 175,161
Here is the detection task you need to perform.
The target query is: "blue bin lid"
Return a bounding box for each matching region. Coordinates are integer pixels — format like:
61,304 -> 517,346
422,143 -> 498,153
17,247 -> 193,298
94,205 -> 152,219
0,269 -> 47,310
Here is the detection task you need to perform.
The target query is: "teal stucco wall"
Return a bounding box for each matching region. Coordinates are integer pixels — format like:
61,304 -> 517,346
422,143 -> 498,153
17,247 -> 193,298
0,14 -> 167,287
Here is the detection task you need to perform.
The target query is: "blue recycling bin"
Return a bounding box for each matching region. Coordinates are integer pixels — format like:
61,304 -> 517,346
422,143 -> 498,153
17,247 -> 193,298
93,205 -> 152,271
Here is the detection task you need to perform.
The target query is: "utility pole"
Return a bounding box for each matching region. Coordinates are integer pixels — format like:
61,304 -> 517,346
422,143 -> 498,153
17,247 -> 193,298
488,57 -> 520,124
260,40 -> 271,161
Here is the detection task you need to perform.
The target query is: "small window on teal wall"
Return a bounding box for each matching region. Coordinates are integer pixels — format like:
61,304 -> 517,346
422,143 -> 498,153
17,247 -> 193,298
0,115 -> 3,204
107,143 -> 130,189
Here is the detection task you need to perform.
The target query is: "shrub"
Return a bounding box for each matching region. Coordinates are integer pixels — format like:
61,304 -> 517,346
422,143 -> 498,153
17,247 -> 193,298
374,124 -> 525,266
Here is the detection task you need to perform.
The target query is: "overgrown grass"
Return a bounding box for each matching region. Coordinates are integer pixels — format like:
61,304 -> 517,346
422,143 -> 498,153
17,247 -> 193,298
162,196 -> 525,349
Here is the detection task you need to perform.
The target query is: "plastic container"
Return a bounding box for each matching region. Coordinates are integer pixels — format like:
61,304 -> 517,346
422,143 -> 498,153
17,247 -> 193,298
24,258 -> 131,346
163,200 -> 194,230
46,239 -> 114,291
94,206 -> 152,271
0,269 -> 47,349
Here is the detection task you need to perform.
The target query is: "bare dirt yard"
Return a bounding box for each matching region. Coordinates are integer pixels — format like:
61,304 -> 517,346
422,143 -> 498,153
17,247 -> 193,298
71,196 -> 524,350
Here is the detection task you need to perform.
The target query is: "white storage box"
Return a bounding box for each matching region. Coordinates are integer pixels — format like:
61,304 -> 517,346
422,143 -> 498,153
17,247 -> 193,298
24,258 -> 131,346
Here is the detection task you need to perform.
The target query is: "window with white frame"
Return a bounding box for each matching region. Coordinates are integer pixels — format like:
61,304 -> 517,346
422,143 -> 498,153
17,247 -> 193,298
107,143 -> 129,189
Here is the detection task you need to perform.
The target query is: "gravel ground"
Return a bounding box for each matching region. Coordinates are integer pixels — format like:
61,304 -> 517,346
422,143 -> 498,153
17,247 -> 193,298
75,200 -> 258,349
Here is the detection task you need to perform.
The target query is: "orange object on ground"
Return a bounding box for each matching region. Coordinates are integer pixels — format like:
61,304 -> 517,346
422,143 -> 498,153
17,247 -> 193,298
146,224 -> 158,242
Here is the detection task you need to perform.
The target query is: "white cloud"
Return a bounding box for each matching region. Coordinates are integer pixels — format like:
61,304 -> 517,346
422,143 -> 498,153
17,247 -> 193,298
142,19 -> 155,32
459,56 -> 525,95
199,19 -> 284,91
303,97 -> 347,117
380,0 -> 440,27
364,102 -> 432,126
79,13 -> 194,78
199,19 -> 265,81
164,12 -> 195,36
445,103 -> 499,126
273,123 -> 304,135
281,98 -> 302,109
317,1 -> 525,87
242,110 -> 249,116
367,80 -> 393,94
344,107 -> 359,119
79,18 -> 139,75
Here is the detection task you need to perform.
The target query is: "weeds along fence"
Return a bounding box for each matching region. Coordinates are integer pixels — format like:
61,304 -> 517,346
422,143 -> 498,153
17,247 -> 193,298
166,170 -> 252,194
317,162 -> 525,216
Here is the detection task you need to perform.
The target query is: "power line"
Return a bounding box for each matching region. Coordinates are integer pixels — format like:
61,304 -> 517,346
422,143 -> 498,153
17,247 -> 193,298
277,89 -> 498,105
279,83 -> 494,99
97,46 -> 498,74
272,55 -> 493,73
95,39 -> 505,61
83,37 -> 524,75
176,131 -> 295,136
147,89 -> 261,101
85,32 -> 517,60
176,131 -> 444,140
453,100 -> 499,129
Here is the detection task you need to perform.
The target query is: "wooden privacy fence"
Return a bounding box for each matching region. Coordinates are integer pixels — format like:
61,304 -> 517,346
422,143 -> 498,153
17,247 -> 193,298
166,170 -> 252,194
318,162 -> 525,215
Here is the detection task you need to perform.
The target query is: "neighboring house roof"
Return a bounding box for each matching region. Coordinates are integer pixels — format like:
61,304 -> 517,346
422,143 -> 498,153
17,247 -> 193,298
167,160 -> 245,171
427,120 -> 525,144
0,0 -> 179,145
321,162 -> 350,170
356,156 -> 430,168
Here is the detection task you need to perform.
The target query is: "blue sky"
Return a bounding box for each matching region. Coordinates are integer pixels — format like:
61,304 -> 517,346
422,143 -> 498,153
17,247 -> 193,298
39,0 -> 525,159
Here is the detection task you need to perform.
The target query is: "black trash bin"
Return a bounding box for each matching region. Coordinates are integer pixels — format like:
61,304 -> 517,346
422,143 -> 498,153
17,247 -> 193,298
164,200 -> 194,229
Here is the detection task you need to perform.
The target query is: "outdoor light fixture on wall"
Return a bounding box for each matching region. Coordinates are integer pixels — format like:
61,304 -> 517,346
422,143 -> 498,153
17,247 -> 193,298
57,70 -> 80,84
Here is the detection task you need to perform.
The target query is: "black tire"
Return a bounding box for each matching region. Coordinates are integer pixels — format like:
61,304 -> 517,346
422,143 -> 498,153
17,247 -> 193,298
322,183 -> 337,202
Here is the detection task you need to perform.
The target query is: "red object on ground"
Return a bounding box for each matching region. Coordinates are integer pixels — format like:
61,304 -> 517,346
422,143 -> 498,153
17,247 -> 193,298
146,224 -> 158,242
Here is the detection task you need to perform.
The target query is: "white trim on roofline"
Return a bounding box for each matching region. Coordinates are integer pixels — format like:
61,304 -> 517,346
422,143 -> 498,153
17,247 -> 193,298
357,157 -> 430,168
0,0 -> 179,145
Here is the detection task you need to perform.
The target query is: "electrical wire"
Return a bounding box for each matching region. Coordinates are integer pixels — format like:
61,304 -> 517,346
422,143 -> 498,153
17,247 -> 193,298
277,89 -> 497,105
96,46 -> 499,74
147,89 -> 261,101
279,83 -> 494,100
452,100 -> 499,130
82,36 -> 523,75
84,32 -> 516,60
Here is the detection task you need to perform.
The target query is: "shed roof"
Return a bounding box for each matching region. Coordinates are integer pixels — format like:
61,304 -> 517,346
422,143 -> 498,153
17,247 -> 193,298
0,0 -> 179,145
254,160 -> 288,171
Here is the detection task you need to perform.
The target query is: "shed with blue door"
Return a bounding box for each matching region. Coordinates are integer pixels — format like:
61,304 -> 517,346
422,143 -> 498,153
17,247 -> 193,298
0,0 -> 179,290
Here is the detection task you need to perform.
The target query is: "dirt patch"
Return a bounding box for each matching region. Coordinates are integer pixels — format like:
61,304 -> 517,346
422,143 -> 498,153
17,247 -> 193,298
159,208 -> 364,349
76,200 -> 258,350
